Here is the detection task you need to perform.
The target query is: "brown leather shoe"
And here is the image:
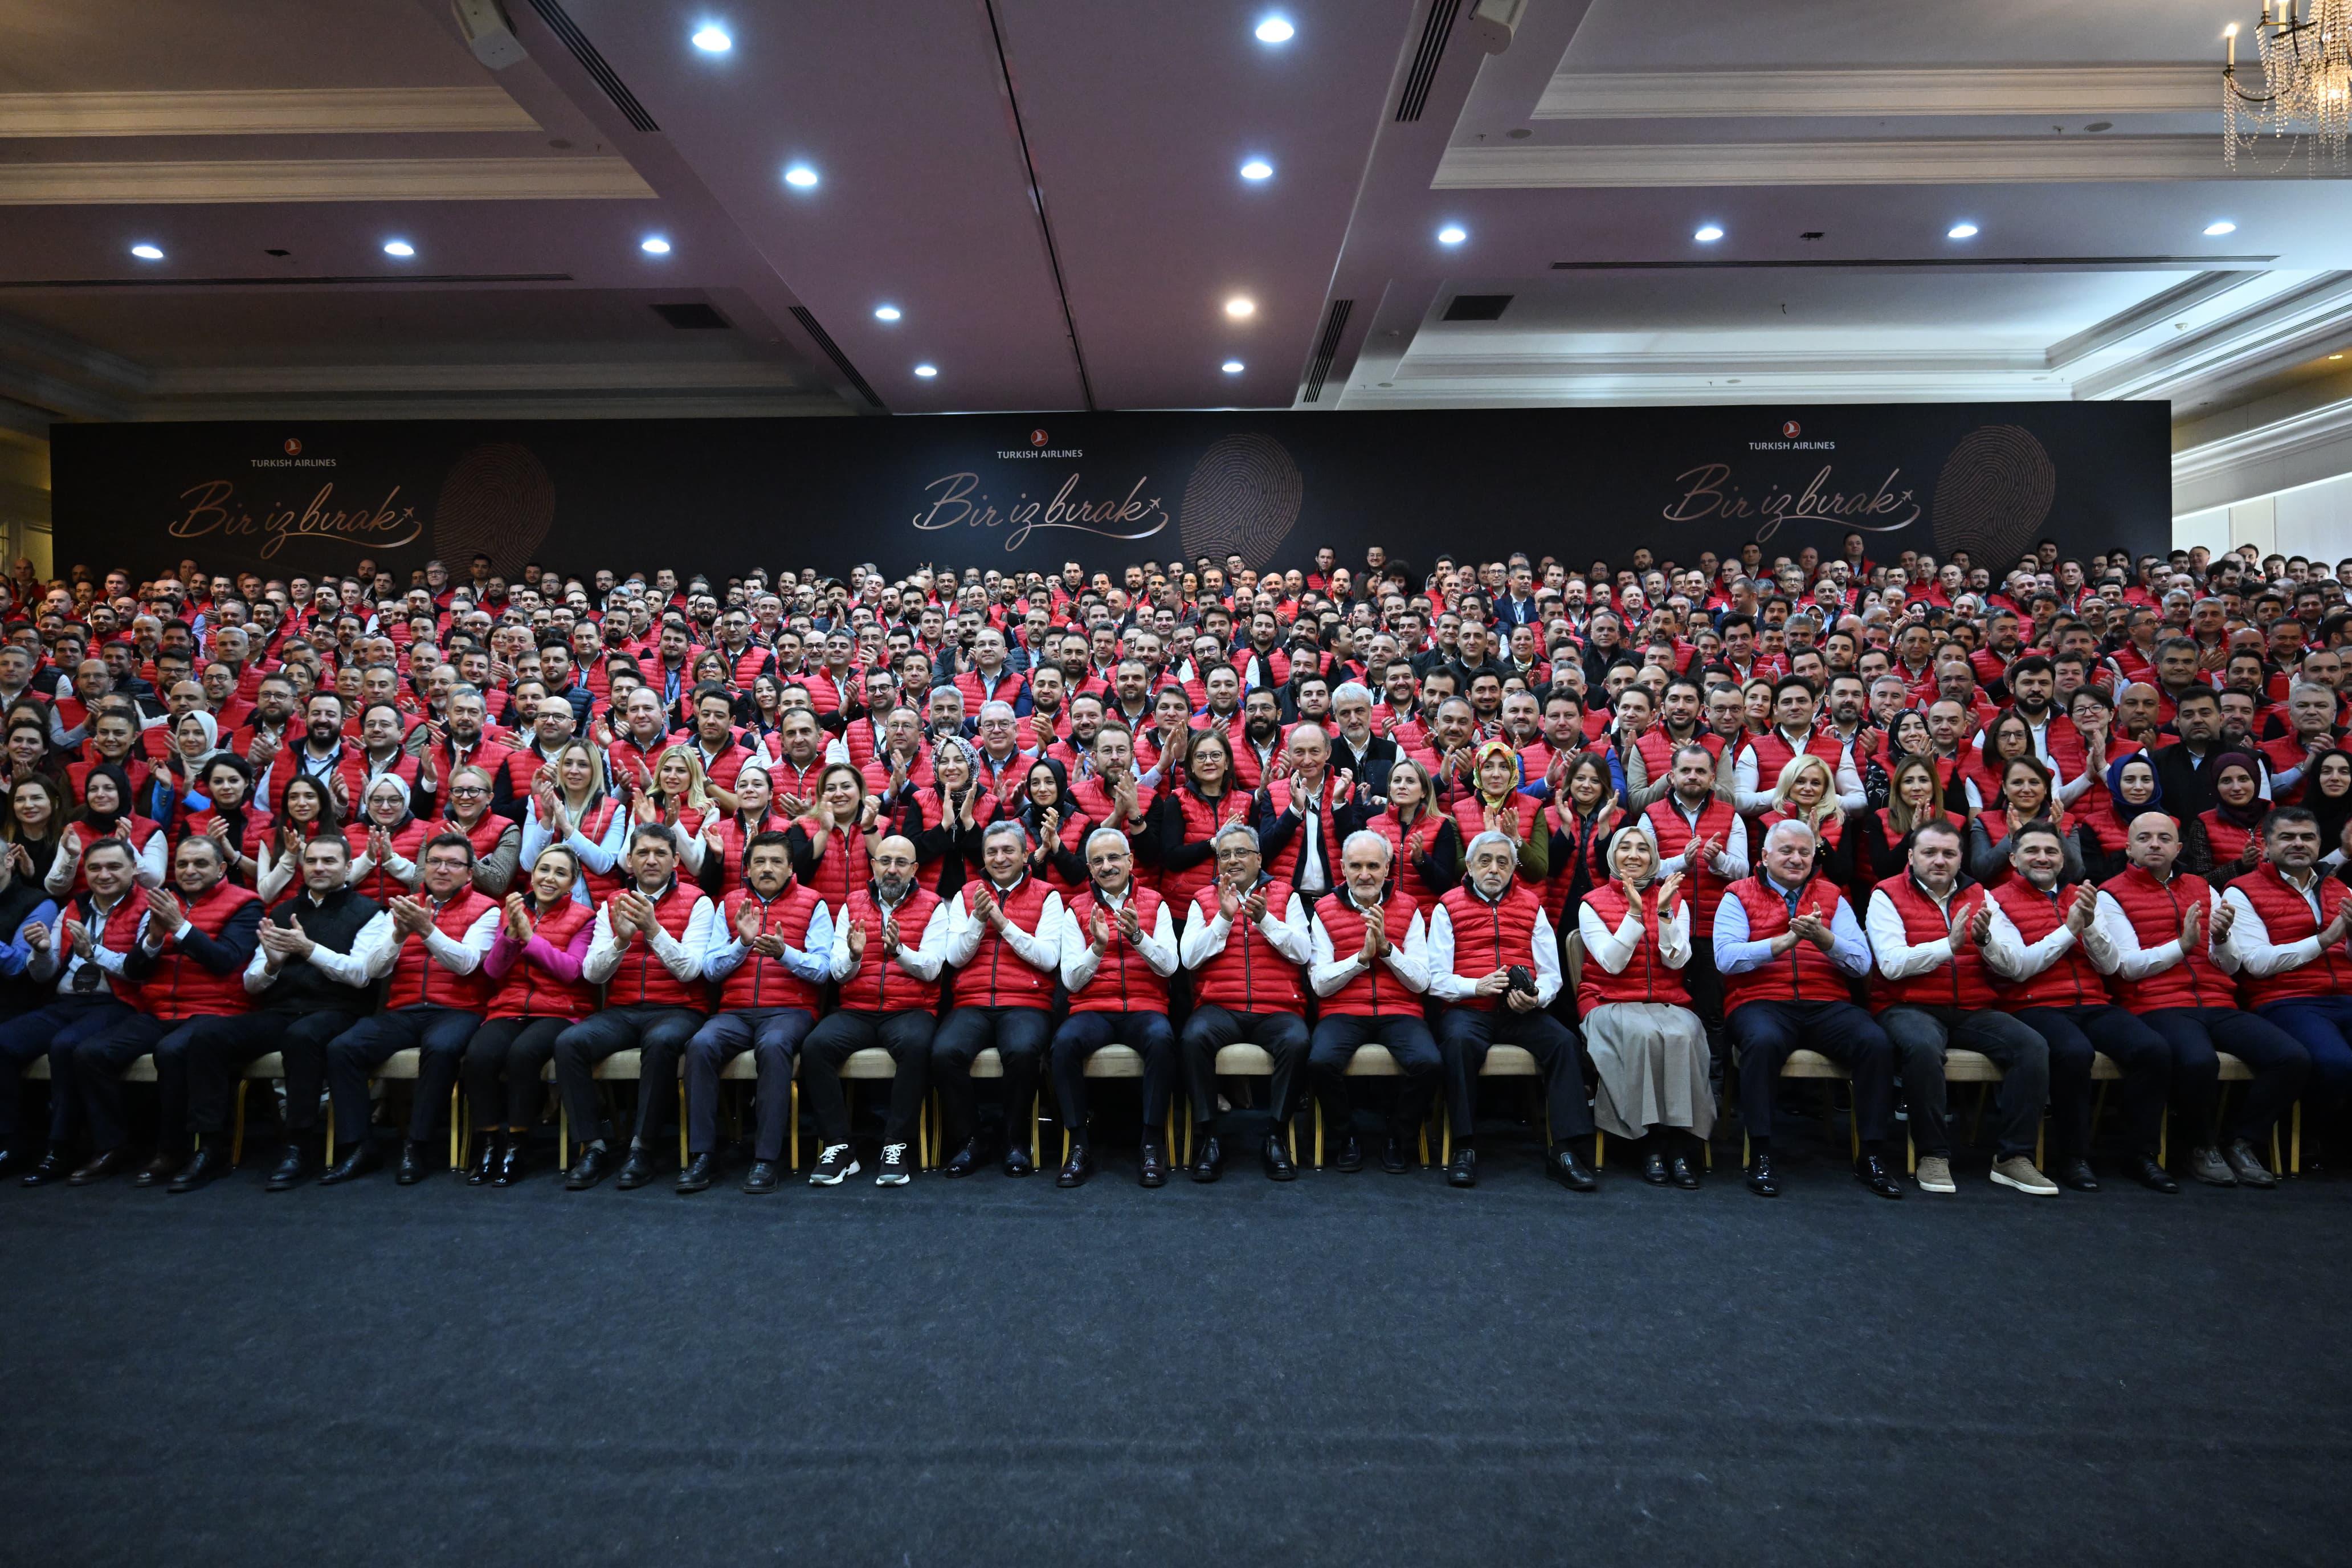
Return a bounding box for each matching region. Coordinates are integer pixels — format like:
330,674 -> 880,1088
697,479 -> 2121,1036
67,1148 -> 132,1186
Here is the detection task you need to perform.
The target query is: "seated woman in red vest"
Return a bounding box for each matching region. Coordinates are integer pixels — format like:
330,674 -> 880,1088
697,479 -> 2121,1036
461,843 -> 595,1187
1759,754 -> 1853,887
255,774 -> 339,904
345,775 -> 429,906
1149,728 -> 1253,917
1014,757 -> 1089,894
1966,754 -> 2085,890
46,763 -> 166,901
1541,752 -> 1620,931
2088,752 -> 2165,883
2183,751 -> 2267,887
177,754 -> 268,889
893,743 -> 994,900
517,737 -> 628,907
1577,826 -> 1711,1188
684,761 -> 775,899
1960,709 -> 2040,814
426,763 -> 521,900
1362,756 -> 1460,920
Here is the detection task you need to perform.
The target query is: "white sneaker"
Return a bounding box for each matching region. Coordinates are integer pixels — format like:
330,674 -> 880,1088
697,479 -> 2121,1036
1915,1154 -> 1956,1194
1990,1154 -> 2059,1196
875,1142 -> 912,1186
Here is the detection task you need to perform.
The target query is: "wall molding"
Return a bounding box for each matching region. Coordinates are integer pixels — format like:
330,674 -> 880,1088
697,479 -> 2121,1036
0,87 -> 539,137
1435,136 -> 2316,189
2173,394 -> 2352,511
1536,66 -> 2217,120
0,156 -> 652,205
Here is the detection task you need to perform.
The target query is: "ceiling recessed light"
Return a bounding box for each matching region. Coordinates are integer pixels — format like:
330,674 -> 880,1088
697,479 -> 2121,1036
1946,222 -> 1979,239
1225,296 -> 1255,318
913,364 -> 938,378
1693,224 -> 1724,243
691,23 -> 731,53
1436,224 -> 1468,244
782,164 -> 819,189
640,235 -> 671,255
1222,360 -> 1245,374
382,239 -> 415,258
1239,158 -> 1274,181
873,304 -> 901,321
1255,15 -> 1295,43
2204,219 -> 2237,236
129,243 -> 164,261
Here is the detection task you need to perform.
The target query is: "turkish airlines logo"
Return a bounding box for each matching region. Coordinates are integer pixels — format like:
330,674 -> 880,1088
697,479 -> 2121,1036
1780,420 -> 1800,439
1030,429 -> 1050,448
284,438 -> 303,456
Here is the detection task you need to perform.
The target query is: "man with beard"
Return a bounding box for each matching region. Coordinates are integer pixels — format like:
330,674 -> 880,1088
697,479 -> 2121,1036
683,683 -> 754,810
1326,681 -> 1400,804
1046,691 -> 1106,777
1999,655 -> 2087,789
805,834 -> 948,1187
935,820 -> 1060,1178
2153,687 -> 2239,820
1815,673 -> 1876,812
1235,611 -> 1288,692
259,691 -> 364,815
1631,677 -> 1713,812
1230,687 -> 1286,791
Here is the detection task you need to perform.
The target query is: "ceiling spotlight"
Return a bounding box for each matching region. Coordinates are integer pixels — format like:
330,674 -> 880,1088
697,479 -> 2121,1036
1225,296 -> 1256,318
129,243 -> 164,261
2204,219 -> 2237,235
1255,15 -> 1295,43
640,235 -> 672,255
782,164 -> 819,189
1240,158 -> 1274,181
691,23 -> 731,53
1946,222 -> 1979,239
913,364 -> 938,378
1693,224 -> 1724,243
1436,224 -> 1468,244
873,304 -> 902,321
1222,360 -> 1245,374
382,239 -> 415,258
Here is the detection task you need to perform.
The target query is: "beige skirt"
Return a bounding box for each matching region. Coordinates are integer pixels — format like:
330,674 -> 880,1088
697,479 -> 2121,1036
1585,1001 -> 1715,1140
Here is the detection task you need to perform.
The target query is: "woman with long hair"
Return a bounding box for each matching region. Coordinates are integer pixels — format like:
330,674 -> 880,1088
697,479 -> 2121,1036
1151,726 -> 1251,912
639,744 -> 711,827
1361,754 -> 1460,918
462,844 -> 598,1187
1578,826 -> 1712,1187
520,736 -> 626,904
1541,750 -> 1620,927
690,761 -> 777,897
428,763 -> 522,899
1962,709 -> 2039,813
1,713 -> 56,796
346,774 -> 428,903
1863,753 -> 1954,884
2305,749 -> 2352,869
1017,756 -> 1089,892
179,754 -> 267,887
48,762 -> 165,898
2186,752 -> 2268,887
1761,753 -> 1852,886
255,774 -> 340,902
2,773 -> 66,890
1966,754 -> 2084,887
1863,709 -> 1933,812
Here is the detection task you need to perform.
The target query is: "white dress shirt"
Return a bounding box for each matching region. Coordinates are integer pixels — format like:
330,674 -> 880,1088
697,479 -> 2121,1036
1177,887 -> 1313,969
1419,896 -> 1562,1005
1636,795 -> 1751,883
242,903 -> 399,992
1307,899 -> 1430,996
826,888 -> 952,985
1577,895 -> 1691,976
582,884 -> 717,985
2223,869 -> 2341,978
1059,885 -> 1178,993
2081,878 -> 2241,980
1864,877 -> 1973,982
1978,886 -> 2086,983
943,879 -> 1065,971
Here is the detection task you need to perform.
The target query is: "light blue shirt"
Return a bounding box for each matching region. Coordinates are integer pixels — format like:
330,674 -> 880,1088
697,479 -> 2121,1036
1712,876 -> 1871,979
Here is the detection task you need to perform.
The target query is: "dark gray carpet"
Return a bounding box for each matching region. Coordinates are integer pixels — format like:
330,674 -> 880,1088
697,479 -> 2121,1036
6,1137 -> 2349,1566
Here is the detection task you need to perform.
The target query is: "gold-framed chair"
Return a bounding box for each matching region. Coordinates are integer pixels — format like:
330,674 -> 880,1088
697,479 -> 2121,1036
1177,1043 -> 1300,1167
1738,1048 -> 1860,1166
324,1048 -> 460,1168
841,1046 -> 930,1170
1436,1043 -> 1544,1166
1310,1045 -> 1432,1168
1055,1044 -> 1179,1166
927,1047 -> 1039,1169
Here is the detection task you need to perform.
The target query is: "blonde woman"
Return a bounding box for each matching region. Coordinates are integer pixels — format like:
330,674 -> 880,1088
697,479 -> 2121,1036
1760,753 -> 1851,887
1576,827 -> 1711,1186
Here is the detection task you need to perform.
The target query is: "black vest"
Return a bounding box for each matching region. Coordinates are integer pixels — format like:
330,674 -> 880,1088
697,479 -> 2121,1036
263,887 -> 382,1014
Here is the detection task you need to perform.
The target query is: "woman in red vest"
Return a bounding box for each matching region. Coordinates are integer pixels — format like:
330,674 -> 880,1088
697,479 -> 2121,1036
428,763 -> 521,900
48,763 -> 166,900
1541,752 -> 1620,929
178,754 -> 268,889
1014,757 -> 1089,893
256,774 -> 338,903
2186,752 -> 2267,887
345,775 -> 427,905
463,843 -> 597,1187
687,761 -> 775,899
1150,728 -> 1251,914
1577,826 -> 1711,1186
1362,756 -> 1459,919
1966,754 -> 2084,889
1861,755 -> 1952,885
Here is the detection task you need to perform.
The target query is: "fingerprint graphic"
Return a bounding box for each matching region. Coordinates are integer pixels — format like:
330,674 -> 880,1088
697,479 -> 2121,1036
1179,434 -> 1302,570
1931,424 -> 2056,566
432,442 -> 556,575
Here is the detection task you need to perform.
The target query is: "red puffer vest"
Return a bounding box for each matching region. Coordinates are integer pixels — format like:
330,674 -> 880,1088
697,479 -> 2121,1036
2198,808 -> 2259,876
1987,879 -> 2108,1010
344,819 -> 432,905
1066,885 -> 1167,1014
1312,894 -> 1419,1017
1744,729 -> 1845,793
1643,795 -> 1742,936
383,887 -> 497,1012
715,883 -> 826,1011
701,812 -> 778,898
1868,876 -> 1996,1011
598,879 -> 709,1009
136,881 -> 260,1019
485,898 -> 598,1021
953,875 -> 1056,1009
2099,865 -> 2229,1013
2233,862 -> 2352,1006
837,885 -> 943,1013
795,814 -> 870,910
1365,808 -> 1450,920
1719,876 -> 1851,1014
1436,881 -> 1543,1014
1264,774 -> 1341,891
1163,789 -> 1252,911
1188,880 -> 1304,1011
1577,883 -> 1690,1011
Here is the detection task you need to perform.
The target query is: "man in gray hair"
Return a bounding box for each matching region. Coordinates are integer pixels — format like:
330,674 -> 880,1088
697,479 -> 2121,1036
1178,822 -> 1312,1182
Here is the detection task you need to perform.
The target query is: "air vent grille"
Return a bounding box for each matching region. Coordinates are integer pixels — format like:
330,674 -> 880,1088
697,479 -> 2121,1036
1395,2 -> 1460,122
1301,299 -> 1354,403
1442,293 -> 1512,321
526,0 -> 660,132
789,305 -> 886,410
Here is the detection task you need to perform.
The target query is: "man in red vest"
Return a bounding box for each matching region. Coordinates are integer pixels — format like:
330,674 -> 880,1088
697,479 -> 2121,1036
1177,821 -> 1310,1182
1714,819 -> 1904,1199
2220,806 -> 2352,1157
1050,827 -> 1180,1187
935,819 -> 1061,1179
1863,818 -> 2057,1197
1306,831 -> 1439,1175
1982,822 -> 2178,1193
2081,812 -> 2306,1187
320,831 -> 499,1185
804,834 -> 947,1189
5,838 -> 149,1185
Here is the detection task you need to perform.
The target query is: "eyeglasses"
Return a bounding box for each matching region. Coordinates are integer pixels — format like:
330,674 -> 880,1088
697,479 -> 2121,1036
450,785 -> 488,797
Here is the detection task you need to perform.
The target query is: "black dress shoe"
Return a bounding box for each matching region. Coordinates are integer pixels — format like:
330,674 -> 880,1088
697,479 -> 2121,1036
464,1134 -> 499,1186
1669,1155 -> 1701,1190
1334,1133 -> 1364,1174
675,1152 -> 717,1193
1190,1133 -> 1224,1183
1744,1153 -> 1781,1198
1380,1134 -> 1410,1174
614,1148 -> 659,1190
2056,1157 -> 2100,1193
1547,1146 -> 1597,1192
318,1142 -> 381,1186
493,1140 -> 529,1187
168,1145 -> 231,1193
1057,1143 -> 1094,1187
132,1150 -> 182,1189
1445,1148 -> 1477,1189
68,1148 -> 131,1186
565,1143 -> 616,1191
2130,1154 -> 2180,1194
18,1152 -> 67,1187
1261,1130 -> 1296,1182
266,1144 -> 312,1192
1642,1148 -> 1670,1186
1138,1140 -> 1169,1189
741,1159 -> 781,1194
394,1141 -> 430,1186
1854,1152 -> 1905,1199
1001,1140 -> 1036,1178
943,1136 -> 988,1178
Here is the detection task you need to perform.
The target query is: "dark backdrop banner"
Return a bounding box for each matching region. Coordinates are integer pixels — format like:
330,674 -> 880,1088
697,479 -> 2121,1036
50,402 -> 2169,586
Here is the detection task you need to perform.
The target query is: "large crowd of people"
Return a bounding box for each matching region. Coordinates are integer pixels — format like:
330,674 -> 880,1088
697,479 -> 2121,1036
2,530 -> 2350,1203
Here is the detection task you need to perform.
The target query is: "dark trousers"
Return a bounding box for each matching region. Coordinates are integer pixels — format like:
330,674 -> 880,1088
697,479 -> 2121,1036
326,1007 -> 481,1147
181,1007 -> 359,1140
684,1007 -> 814,1161
552,1005 -> 705,1149
1435,1004 -> 1596,1145
1876,1004 -> 2049,1161
2142,1007 -> 2309,1147
1681,937 -> 1729,1075
1730,1000 -> 1895,1147
71,1012 -> 199,1154
1179,1004 -> 1308,1131
1050,1010 -> 1178,1136
2013,1005 -> 2171,1159
460,1016 -> 566,1131
802,1009 -> 933,1145
2255,996 -> 2352,1113
0,997 -> 132,1146
931,1006 -> 1048,1149
1307,1012 -> 1441,1140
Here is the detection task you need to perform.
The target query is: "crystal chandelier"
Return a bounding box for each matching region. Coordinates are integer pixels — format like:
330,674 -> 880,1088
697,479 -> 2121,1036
2223,1 -> 2352,171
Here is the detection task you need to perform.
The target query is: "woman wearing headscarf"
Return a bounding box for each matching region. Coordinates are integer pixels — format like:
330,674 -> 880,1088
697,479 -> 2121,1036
2184,750 -> 2268,887
345,774 -> 428,903
47,762 -> 166,898
148,708 -> 229,828
2090,752 -> 2166,882
1461,736 -> 1545,883
1017,756 -> 1089,893
1577,826 -> 1712,1188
